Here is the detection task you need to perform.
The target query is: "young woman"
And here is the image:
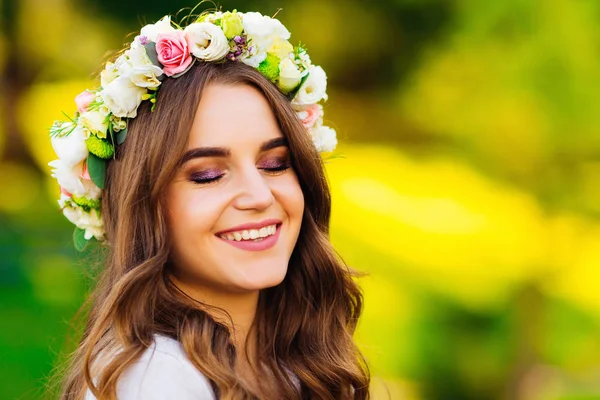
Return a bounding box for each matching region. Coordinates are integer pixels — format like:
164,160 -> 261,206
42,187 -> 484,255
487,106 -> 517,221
50,9 -> 370,399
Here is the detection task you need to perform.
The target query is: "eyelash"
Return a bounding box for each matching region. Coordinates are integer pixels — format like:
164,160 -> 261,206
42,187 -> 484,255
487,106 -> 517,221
189,162 -> 291,184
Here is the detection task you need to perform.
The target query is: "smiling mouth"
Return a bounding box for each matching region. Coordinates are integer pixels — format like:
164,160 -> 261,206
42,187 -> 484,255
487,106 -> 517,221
217,224 -> 280,242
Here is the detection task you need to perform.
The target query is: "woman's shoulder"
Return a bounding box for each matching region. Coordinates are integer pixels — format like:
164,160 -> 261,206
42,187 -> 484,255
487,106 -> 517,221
85,334 -> 215,399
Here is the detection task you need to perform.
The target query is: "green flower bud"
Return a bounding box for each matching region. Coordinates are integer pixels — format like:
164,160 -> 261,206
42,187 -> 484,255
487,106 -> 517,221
258,54 -> 281,83
72,195 -> 101,212
221,11 -> 244,39
86,135 -> 114,159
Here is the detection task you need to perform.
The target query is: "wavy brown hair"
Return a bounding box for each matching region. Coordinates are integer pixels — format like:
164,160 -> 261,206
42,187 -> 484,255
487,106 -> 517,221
59,61 -> 370,399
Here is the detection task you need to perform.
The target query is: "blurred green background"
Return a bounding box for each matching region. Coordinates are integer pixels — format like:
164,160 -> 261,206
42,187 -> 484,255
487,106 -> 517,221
2,0 -> 600,398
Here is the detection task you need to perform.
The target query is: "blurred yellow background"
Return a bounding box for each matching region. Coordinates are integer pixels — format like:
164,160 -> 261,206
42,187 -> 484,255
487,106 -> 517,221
1,0 -> 600,399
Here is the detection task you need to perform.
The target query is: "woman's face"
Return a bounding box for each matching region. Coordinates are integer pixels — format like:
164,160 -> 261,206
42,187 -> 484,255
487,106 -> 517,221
165,83 -> 304,296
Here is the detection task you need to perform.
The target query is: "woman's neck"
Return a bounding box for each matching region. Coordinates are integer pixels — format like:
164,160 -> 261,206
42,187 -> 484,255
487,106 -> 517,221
169,276 -> 271,396
169,275 -> 259,349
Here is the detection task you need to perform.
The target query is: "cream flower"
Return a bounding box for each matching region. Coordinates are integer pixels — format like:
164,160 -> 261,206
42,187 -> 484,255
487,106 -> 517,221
51,124 -> 89,167
292,65 -> 328,106
79,109 -> 109,138
140,15 -> 176,42
279,58 -> 302,93
184,22 -> 229,61
310,125 -> 337,153
268,37 -> 294,59
100,76 -> 146,118
123,45 -> 163,88
101,62 -> 118,88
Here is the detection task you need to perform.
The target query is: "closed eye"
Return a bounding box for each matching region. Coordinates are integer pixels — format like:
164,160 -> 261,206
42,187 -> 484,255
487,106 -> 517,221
189,170 -> 224,184
259,157 -> 291,175
261,163 -> 291,174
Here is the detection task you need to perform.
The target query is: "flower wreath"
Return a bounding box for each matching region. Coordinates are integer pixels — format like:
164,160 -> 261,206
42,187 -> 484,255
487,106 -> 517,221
48,10 -> 337,250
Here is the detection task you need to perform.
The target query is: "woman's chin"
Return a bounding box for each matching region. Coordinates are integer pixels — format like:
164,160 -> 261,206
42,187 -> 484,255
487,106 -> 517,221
233,265 -> 288,291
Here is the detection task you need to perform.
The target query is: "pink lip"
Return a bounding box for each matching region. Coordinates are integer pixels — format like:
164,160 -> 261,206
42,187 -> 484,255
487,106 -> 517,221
217,223 -> 282,252
215,218 -> 282,235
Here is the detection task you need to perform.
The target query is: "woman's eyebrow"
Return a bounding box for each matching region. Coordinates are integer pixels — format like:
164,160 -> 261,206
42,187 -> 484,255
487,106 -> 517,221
179,147 -> 230,165
260,137 -> 288,152
179,137 -> 289,165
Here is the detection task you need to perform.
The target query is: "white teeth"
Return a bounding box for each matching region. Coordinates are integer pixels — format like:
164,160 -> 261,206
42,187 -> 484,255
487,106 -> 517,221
220,224 -> 278,242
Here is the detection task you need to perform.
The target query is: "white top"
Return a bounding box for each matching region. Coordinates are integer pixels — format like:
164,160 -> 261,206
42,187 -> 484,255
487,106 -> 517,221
85,335 -> 216,399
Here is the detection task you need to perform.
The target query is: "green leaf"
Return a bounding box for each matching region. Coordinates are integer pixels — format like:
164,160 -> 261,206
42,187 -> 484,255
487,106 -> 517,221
287,72 -> 310,100
87,153 -> 107,189
144,42 -> 160,68
73,228 -> 88,252
116,126 -> 127,145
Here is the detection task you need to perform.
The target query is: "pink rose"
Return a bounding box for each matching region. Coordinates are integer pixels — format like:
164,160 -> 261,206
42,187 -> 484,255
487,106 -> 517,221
75,90 -> 95,113
156,31 -> 193,76
297,104 -> 323,128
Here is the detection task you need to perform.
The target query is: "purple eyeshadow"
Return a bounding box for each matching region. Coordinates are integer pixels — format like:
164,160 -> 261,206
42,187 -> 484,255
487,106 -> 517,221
259,158 -> 289,169
190,169 -> 222,181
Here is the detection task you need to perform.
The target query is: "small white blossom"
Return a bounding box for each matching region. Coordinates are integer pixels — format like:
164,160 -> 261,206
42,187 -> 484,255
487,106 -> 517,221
62,205 -> 104,241
112,118 -> 127,132
241,48 -> 267,68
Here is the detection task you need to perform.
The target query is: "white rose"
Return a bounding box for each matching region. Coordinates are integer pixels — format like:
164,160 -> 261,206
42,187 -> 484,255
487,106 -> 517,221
278,58 -> 302,93
49,159 -> 102,199
241,12 -> 290,45
100,76 -> 146,118
184,22 -> 230,61
140,16 -> 175,42
51,124 -> 89,167
292,65 -> 328,106
310,125 -> 337,153
79,109 -> 109,138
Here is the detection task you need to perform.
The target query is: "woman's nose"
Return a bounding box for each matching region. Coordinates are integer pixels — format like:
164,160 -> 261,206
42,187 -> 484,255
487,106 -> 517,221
232,166 -> 275,211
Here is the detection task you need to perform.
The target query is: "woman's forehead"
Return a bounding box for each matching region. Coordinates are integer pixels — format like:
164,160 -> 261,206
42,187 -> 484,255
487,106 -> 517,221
187,83 -> 283,149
